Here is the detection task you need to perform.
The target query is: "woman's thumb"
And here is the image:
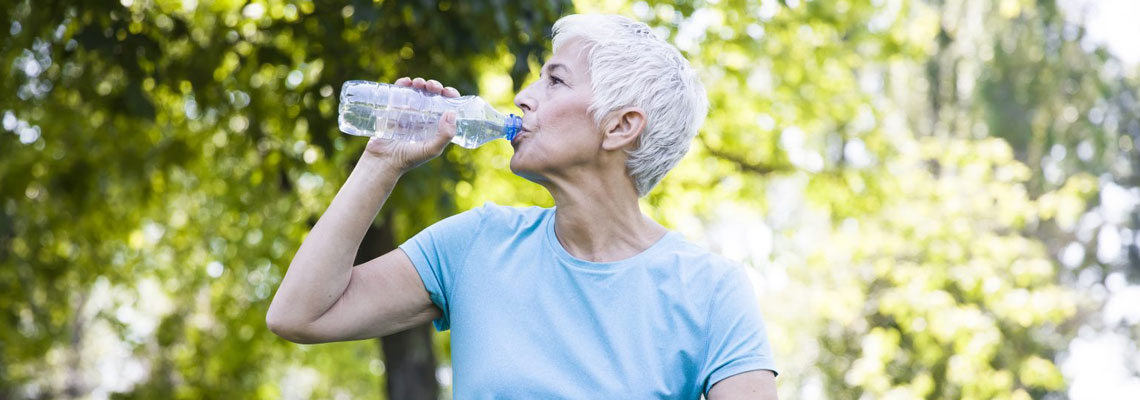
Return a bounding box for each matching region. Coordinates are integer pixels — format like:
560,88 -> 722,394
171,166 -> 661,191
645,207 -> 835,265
435,112 -> 457,145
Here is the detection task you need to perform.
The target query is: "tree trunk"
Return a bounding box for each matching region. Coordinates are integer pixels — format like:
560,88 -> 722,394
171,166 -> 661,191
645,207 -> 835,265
380,325 -> 439,400
355,221 -> 439,400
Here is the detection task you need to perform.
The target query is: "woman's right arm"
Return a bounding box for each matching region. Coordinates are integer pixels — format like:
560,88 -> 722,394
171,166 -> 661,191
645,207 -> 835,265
265,77 -> 461,344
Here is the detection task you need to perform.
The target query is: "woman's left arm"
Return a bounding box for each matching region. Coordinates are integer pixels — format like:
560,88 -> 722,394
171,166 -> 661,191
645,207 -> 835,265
707,370 -> 778,400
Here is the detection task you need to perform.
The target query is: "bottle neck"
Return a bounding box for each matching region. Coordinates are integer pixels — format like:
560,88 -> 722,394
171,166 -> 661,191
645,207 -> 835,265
503,114 -> 522,141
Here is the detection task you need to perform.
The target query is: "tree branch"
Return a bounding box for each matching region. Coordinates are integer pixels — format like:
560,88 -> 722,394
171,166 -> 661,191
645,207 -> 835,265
698,135 -> 788,175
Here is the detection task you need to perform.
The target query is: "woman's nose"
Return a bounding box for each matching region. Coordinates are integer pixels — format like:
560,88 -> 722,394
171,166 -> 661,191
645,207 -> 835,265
514,84 -> 534,113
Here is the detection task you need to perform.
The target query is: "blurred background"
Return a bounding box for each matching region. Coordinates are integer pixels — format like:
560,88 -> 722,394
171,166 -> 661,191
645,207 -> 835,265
2,0 -> 1139,399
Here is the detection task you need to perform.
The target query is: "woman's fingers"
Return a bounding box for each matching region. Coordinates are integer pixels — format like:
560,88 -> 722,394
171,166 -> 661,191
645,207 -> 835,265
393,77 -> 457,97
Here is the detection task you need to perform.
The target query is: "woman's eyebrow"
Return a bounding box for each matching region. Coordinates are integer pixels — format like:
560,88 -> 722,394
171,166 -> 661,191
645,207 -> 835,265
539,63 -> 571,77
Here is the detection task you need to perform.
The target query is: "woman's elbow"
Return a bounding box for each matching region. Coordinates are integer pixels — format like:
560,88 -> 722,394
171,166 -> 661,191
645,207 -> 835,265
266,309 -> 316,344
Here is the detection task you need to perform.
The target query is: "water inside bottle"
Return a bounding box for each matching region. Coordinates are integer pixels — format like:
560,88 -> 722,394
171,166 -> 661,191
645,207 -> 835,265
340,99 -> 506,149
454,119 -> 507,149
340,101 -> 439,139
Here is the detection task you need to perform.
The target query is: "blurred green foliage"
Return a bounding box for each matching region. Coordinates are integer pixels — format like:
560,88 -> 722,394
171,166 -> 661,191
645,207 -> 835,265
0,0 -> 569,398
2,0 -> 1138,399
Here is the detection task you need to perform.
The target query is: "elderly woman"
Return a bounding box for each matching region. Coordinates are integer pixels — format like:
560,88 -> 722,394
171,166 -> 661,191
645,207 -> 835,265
267,14 -> 778,399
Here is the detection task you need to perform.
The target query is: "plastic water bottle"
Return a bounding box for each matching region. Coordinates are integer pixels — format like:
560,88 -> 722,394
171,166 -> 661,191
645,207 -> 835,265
338,80 -> 522,149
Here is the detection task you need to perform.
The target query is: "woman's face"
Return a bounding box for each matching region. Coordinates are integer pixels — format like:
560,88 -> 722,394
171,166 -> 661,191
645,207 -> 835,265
510,38 -> 600,184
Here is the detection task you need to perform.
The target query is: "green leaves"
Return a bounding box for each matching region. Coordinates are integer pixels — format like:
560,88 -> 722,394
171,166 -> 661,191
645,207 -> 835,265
2,0 -> 1135,397
2,0 -> 569,397
580,0 -> 1133,397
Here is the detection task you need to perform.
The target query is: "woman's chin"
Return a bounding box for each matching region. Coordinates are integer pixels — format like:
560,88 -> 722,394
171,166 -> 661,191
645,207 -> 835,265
509,156 -> 544,181
508,155 -> 526,175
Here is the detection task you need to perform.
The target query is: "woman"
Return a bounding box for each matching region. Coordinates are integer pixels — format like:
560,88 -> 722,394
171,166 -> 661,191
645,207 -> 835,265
267,14 -> 778,399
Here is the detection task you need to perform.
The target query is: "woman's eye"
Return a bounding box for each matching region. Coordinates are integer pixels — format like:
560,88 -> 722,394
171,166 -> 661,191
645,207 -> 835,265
549,76 -> 564,86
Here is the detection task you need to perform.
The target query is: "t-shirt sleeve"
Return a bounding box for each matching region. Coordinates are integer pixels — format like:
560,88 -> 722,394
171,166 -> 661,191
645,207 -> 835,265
397,205 -> 487,332
700,265 -> 779,396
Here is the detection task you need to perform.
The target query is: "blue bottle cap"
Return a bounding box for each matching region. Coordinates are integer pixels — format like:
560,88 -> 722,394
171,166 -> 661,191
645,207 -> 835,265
504,114 -> 522,141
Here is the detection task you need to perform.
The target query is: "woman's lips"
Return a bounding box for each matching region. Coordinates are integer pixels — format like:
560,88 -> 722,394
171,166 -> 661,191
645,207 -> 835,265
512,128 -> 532,147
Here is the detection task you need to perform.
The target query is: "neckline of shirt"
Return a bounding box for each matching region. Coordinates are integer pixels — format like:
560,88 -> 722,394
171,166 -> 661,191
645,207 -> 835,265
543,207 -> 679,272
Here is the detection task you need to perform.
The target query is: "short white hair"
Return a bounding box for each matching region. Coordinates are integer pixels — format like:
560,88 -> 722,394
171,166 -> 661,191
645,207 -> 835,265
551,14 -> 709,197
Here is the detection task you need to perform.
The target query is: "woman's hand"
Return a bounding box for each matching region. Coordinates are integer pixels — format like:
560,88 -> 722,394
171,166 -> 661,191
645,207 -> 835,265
362,77 -> 463,174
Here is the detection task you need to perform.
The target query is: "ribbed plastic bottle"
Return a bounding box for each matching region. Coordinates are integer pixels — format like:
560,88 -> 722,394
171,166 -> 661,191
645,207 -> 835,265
338,80 -> 522,149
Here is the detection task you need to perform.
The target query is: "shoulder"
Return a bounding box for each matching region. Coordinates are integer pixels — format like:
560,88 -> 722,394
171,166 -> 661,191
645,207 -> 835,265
643,234 -> 756,318
471,201 -> 552,233
662,234 -> 749,287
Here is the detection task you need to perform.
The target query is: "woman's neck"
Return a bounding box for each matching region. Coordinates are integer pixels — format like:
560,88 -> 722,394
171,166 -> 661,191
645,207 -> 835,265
546,172 -> 667,263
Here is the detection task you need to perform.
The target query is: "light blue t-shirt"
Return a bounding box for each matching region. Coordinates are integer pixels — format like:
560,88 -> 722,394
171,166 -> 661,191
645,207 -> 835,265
399,203 -> 777,399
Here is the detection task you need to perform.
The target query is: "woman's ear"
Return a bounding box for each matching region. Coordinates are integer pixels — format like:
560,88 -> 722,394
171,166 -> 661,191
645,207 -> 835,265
601,107 -> 647,151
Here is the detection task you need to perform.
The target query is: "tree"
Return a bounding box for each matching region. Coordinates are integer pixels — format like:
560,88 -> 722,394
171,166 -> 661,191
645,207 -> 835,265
570,0 -> 1136,397
0,0 -> 568,398
4,0 -> 1137,397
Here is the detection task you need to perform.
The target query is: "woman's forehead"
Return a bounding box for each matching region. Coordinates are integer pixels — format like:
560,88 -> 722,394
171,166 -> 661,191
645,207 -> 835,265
546,38 -> 591,75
